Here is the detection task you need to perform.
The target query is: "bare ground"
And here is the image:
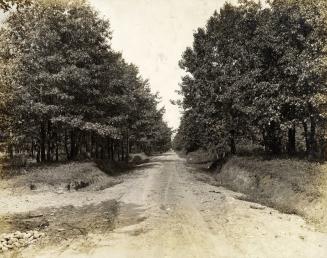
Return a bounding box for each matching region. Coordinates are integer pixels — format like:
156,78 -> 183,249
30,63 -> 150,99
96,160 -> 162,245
0,152 -> 327,257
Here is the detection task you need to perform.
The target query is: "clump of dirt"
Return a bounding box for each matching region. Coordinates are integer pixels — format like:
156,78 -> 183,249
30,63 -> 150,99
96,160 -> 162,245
129,153 -> 150,165
0,200 -> 118,251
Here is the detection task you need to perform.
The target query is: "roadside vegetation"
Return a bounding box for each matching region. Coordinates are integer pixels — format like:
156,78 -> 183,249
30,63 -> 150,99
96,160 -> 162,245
216,157 -> 327,232
0,0 -> 172,167
0,1 -> 171,253
174,0 -> 327,160
173,0 -> 327,231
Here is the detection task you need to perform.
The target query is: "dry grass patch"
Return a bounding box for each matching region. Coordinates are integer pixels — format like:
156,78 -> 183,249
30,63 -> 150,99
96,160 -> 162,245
215,157 -> 327,232
1,162 -> 122,193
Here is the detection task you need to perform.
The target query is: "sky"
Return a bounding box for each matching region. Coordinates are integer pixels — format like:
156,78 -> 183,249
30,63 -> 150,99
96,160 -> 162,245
90,0 -> 236,129
0,0 -> 236,129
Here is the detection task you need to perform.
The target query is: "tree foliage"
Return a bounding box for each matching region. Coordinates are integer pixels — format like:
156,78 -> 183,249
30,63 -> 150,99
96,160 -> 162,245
0,0 -> 171,163
175,0 -> 327,159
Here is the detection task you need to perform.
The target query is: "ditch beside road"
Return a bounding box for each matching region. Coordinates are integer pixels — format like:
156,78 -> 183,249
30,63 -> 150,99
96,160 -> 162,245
1,152 -> 326,257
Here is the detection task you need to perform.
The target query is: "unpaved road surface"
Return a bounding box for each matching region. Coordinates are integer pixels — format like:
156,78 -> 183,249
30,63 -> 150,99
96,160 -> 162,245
3,152 -> 327,258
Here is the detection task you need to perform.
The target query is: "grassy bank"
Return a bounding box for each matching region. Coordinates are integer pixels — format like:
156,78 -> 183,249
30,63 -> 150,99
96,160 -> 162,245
215,157 -> 327,232
0,152 -> 150,193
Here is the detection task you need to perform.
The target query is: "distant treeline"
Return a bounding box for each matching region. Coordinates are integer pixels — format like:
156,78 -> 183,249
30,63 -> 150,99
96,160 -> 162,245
174,0 -> 327,160
0,0 -> 172,163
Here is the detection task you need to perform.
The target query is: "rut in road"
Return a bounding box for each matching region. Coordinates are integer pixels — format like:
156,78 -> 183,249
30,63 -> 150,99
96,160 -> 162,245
27,152 -> 327,258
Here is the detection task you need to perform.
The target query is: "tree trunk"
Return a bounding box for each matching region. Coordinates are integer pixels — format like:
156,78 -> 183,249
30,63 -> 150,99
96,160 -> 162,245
31,140 -> 34,158
47,120 -> 51,162
309,117 -> 316,159
7,144 -> 13,159
86,132 -> 91,155
40,122 -> 46,162
64,130 -> 70,160
76,130 -> 81,158
230,130 -> 236,155
111,139 -> 114,161
106,137 -> 110,160
91,133 -> 95,158
56,143 -> 59,162
36,145 -> 40,163
303,121 -> 309,154
95,137 -> 99,159
101,139 -> 105,159
70,129 -> 75,160
126,131 -> 130,161
287,126 -> 296,156
121,138 -> 125,161
264,122 -> 281,155
116,140 -> 120,161
55,130 -> 59,162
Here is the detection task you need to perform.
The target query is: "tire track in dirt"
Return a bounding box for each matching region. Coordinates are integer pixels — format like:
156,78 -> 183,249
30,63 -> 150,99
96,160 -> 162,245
15,152 -> 327,257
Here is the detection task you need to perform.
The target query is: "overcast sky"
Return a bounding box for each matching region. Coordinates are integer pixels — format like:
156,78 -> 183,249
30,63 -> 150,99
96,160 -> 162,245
90,0 -> 236,129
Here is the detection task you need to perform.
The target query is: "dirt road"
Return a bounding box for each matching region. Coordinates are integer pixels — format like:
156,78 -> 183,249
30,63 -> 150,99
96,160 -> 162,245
7,152 -> 327,257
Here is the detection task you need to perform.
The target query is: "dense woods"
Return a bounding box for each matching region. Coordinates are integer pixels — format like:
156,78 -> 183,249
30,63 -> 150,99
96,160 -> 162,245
174,0 -> 327,160
0,0 -> 172,163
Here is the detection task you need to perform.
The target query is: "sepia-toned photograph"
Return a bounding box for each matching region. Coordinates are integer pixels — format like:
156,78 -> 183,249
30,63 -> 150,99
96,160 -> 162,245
0,0 -> 327,257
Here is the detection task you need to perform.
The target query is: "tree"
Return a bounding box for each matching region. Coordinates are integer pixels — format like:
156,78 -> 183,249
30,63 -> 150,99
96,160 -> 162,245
178,2 -> 261,156
0,0 -> 171,163
176,0 -> 327,160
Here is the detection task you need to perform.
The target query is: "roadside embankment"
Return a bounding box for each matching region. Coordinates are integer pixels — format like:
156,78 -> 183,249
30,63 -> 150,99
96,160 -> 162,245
0,152 -> 150,193
0,153 -> 150,255
184,151 -> 327,232
182,149 -> 218,171
0,162 -> 121,194
216,157 -> 327,232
